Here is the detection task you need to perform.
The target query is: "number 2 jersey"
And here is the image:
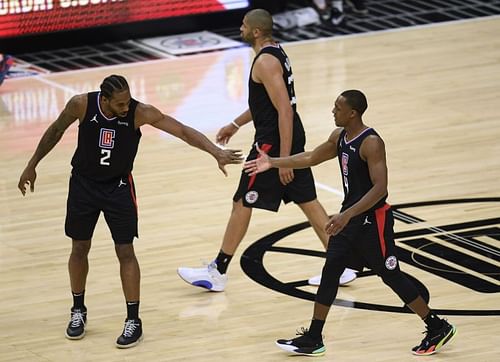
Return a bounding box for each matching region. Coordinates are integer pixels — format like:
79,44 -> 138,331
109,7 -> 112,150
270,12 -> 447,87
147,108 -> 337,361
70,91 -> 141,183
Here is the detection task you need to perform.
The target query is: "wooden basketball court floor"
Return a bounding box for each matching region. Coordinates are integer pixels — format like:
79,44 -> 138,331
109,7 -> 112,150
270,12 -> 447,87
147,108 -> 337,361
1,17 -> 499,362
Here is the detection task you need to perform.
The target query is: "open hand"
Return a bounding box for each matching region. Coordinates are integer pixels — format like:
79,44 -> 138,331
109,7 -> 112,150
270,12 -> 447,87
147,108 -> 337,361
217,148 -> 243,176
243,143 -> 272,176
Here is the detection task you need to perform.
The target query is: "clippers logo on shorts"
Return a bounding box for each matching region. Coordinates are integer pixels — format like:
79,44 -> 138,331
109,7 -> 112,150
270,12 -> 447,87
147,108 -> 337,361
245,191 -> 259,204
99,128 -> 115,149
385,255 -> 398,270
341,152 -> 349,176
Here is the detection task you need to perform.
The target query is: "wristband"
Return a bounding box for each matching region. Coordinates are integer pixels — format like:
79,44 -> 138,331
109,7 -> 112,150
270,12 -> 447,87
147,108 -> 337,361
231,121 -> 240,129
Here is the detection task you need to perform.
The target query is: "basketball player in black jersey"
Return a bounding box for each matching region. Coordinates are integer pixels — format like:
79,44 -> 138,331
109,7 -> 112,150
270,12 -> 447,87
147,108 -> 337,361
244,90 -> 457,357
177,8 -> 357,292
17,75 -> 243,348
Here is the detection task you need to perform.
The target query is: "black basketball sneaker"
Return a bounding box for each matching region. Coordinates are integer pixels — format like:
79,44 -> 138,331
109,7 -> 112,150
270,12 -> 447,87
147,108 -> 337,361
276,327 -> 326,356
65,307 -> 87,340
116,318 -> 143,348
412,320 -> 457,355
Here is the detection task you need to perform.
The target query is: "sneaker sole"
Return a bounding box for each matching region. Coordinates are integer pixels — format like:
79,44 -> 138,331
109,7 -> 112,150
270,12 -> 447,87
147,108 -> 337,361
339,271 -> 357,286
65,329 -> 86,340
412,326 -> 457,356
116,333 -> 144,349
308,271 -> 357,286
176,269 -> 225,292
275,342 -> 326,356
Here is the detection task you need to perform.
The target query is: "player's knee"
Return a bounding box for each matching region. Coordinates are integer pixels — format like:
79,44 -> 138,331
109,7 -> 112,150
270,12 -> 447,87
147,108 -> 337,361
71,239 -> 91,257
232,198 -> 251,214
115,243 -> 136,262
380,270 -> 419,304
380,267 -> 408,289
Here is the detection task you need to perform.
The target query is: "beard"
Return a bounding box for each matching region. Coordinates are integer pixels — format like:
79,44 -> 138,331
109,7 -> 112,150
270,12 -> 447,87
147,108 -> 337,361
241,33 -> 255,46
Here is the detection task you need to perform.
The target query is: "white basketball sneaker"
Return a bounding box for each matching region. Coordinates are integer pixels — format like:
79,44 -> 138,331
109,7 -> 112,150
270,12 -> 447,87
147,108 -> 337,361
308,268 -> 357,286
177,261 -> 228,292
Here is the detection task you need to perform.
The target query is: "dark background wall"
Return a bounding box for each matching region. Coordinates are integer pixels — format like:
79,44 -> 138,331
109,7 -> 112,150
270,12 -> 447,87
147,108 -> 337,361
0,0 -> 289,54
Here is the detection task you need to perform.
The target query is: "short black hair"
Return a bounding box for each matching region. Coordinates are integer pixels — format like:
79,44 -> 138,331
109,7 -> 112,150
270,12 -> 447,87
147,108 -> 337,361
246,9 -> 273,36
100,75 -> 129,99
341,89 -> 368,115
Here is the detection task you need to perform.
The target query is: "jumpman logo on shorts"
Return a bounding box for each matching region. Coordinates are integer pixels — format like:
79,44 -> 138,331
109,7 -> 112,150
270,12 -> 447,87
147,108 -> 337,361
118,179 -> 127,187
363,216 -> 372,225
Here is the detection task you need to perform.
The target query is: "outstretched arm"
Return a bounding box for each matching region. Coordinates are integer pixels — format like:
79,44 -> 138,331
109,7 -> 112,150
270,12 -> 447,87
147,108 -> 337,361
18,94 -> 84,195
244,128 -> 341,175
136,103 -> 243,176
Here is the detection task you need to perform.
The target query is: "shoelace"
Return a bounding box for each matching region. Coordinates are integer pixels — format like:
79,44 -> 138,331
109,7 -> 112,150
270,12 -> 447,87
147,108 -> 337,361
295,327 -> 309,336
70,310 -> 85,328
417,326 -> 435,346
203,260 -> 220,276
294,327 -> 324,344
122,320 -> 140,338
201,260 -> 216,268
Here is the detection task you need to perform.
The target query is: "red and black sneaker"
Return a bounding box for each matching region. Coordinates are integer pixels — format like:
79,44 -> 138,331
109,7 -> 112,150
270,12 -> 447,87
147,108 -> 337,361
412,320 -> 457,356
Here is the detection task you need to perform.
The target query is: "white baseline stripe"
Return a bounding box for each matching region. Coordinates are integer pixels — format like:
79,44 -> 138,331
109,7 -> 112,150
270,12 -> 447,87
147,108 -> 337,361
33,76 -> 77,94
315,181 -> 344,198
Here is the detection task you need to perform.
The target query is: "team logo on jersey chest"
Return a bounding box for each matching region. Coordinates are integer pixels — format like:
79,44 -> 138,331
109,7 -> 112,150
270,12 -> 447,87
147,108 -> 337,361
99,128 -> 115,149
341,152 -> 349,176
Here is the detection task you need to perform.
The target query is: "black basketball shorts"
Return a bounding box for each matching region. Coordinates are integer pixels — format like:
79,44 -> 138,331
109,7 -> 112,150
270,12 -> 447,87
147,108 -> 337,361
233,142 -> 317,211
65,173 -> 138,244
327,204 -> 399,274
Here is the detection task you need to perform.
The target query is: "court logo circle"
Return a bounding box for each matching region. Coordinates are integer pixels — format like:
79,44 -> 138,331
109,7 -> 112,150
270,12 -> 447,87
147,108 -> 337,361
240,197 -> 500,316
